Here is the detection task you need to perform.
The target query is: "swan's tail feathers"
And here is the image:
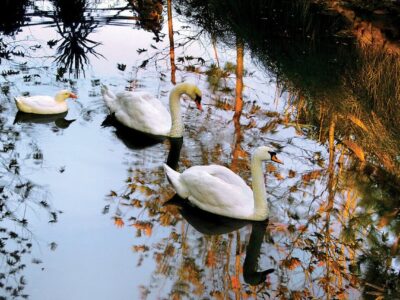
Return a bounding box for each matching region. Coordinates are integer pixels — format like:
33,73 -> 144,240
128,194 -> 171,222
163,164 -> 189,198
101,84 -> 117,112
14,97 -> 21,105
14,97 -> 25,112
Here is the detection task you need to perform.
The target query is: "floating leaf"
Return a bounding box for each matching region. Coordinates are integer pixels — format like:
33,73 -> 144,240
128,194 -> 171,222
132,245 -> 149,252
282,257 -> 301,270
136,48 -> 147,54
302,170 -> 322,183
266,164 -> 277,173
109,191 -> 118,197
132,221 -> 153,237
274,172 -> 284,180
131,199 -> 142,208
114,217 -> 124,228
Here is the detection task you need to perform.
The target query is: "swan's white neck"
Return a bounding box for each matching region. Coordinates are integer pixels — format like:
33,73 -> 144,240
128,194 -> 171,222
169,85 -> 186,138
251,153 -> 269,220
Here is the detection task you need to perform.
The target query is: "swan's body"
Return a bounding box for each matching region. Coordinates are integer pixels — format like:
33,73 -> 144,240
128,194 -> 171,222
101,82 -> 202,138
14,90 -> 77,114
164,146 -> 283,221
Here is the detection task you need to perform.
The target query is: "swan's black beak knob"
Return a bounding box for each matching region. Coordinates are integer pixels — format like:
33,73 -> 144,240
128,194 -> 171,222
269,151 -> 283,164
195,95 -> 203,111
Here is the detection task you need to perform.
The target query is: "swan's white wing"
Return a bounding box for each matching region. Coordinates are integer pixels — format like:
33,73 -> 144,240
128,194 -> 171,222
15,96 -> 67,114
180,165 -> 255,220
113,91 -> 171,136
201,165 -> 253,196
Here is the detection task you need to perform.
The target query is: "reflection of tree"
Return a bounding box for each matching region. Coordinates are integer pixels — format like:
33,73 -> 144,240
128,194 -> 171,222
52,0 -> 103,78
0,116 -> 59,299
0,0 -> 29,36
173,1 -> 400,296
128,0 -> 164,41
167,0 -> 176,84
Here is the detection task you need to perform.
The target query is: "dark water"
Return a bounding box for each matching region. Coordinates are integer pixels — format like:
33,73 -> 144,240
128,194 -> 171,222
1,0 -> 400,299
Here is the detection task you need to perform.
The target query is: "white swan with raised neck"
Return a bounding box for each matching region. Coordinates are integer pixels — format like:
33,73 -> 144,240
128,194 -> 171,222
101,82 -> 202,137
163,146 -> 283,221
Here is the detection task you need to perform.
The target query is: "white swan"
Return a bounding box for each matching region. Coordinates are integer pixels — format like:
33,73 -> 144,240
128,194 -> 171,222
163,146 -> 283,221
14,90 -> 77,114
101,82 -> 202,138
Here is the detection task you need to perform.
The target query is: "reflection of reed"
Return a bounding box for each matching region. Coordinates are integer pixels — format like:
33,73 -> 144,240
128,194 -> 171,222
234,38 -> 244,120
231,39 -> 245,173
53,0 -> 103,78
231,114 -> 245,173
128,0 -> 164,41
167,0 -> 176,84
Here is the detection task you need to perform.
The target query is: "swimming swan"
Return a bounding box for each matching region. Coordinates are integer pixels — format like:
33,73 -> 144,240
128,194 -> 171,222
14,90 -> 77,114
163,146 -> 283,221
101,82 -> 202,138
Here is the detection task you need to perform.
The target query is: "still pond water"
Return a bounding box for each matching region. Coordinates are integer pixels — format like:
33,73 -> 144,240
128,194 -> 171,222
1,0 -> 400,299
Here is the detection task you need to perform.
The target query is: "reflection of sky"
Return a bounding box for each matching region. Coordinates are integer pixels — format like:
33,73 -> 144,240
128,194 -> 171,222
9,18 -> 172,299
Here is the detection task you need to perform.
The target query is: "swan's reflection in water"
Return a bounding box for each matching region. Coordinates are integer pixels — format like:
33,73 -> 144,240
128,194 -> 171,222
14,111 -> 76,128
165,137 -> 183,171
164,194 -> 274,286
102,114 -> 166,149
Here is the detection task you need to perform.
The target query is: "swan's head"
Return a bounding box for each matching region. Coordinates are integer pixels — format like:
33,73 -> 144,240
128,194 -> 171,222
55,90 -> 78,102
175,83 -> 203,111
253,146 -> 283,164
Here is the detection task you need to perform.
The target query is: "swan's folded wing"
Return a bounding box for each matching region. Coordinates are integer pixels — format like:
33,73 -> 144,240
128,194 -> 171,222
18,96 -> 55,107
180,166 -> 254,219
202,165 -> 253,196
115,92 -> 171,135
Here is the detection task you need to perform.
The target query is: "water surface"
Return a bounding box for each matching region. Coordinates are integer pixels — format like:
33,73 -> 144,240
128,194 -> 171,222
1,0 -> 400,299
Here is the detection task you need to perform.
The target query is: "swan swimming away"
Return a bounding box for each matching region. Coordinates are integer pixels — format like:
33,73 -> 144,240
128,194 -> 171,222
101,82 -> 202,138
14,90 -> 77,114
164,146 -> 283,221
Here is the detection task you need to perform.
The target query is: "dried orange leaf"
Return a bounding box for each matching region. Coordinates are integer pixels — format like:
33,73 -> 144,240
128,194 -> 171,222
282,257 -> 301,270
114,217 -> 124,228
274,172 -> 284,180
266,164 -> 277,173
132,245 -> 149,252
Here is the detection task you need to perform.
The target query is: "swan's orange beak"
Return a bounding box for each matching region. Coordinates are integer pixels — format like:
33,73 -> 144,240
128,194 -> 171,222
69,93 -> 78,99
271,154 -> 283,164
195,95 -> 203,111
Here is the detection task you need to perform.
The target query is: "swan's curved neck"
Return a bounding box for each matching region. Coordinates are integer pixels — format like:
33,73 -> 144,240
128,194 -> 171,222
251,153 -> 268,220
169,87 -> 184,138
